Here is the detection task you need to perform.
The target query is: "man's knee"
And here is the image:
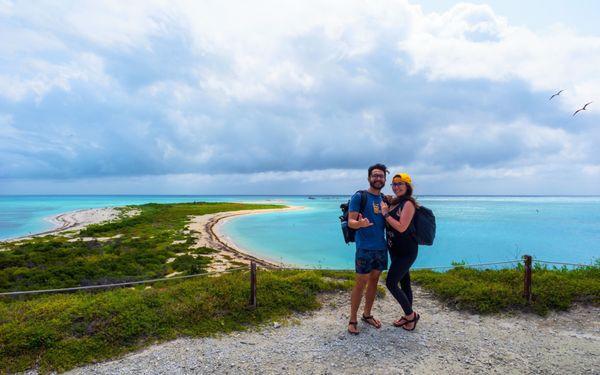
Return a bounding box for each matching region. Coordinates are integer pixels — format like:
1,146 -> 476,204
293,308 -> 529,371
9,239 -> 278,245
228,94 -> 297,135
367,270 -> 380,284
354,274 -> 369,287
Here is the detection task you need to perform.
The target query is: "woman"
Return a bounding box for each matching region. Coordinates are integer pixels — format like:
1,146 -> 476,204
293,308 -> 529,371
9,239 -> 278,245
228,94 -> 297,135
380,173 -> 420,331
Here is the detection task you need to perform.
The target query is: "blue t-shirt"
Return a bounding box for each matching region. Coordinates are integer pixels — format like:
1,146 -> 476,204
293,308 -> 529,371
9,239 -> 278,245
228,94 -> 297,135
348,191 -> 386,251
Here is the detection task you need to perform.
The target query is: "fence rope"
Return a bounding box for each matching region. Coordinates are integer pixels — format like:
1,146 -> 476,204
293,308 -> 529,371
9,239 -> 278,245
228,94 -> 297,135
260,259 -> 525,272
2,257 -> 595,297
412,260 -> 523,270
534,260 -> 594,268
0,266 -> 248,297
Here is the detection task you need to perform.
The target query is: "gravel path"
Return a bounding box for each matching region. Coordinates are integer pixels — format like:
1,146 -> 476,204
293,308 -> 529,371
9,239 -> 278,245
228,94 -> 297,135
66,286 -> 599,374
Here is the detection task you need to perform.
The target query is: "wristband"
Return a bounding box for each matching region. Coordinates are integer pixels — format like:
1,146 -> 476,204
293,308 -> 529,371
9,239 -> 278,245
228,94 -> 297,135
383,213 -> 390,219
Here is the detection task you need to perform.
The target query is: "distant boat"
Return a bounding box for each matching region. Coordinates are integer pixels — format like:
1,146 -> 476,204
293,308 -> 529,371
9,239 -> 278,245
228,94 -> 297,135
308,196 -> 316,200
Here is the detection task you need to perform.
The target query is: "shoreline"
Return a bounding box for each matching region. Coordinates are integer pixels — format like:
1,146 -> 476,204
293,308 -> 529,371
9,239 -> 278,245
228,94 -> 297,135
1,203 -> 303,270
1,207 -> 125,243
187,205 -> 305,271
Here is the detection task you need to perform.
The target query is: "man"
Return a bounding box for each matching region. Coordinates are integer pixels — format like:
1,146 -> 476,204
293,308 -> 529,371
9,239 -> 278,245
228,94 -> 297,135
347,163 -> 388,335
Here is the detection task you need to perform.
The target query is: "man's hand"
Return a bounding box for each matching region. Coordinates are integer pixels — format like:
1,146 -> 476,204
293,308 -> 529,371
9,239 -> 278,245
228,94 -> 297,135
357,213 -> 373,228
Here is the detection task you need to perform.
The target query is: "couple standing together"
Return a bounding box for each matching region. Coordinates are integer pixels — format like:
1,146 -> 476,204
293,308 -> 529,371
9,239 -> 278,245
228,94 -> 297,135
347,163 -> 420,335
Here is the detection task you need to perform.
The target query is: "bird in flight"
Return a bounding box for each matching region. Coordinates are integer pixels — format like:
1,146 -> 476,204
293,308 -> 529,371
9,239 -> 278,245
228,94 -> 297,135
573,102 -> 593,116
549,89 -> 564,100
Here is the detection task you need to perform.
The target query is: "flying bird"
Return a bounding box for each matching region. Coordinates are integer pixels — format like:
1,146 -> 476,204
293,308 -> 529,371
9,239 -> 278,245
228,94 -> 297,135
573,102 -> 593,116
549,89 -> 564,100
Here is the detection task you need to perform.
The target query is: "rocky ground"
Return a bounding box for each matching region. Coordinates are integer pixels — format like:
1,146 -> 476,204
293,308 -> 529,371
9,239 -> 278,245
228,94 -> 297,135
65,286 -> 599,375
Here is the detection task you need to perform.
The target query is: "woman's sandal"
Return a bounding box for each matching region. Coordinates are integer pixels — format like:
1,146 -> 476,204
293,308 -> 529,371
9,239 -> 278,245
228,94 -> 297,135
361,314 -> 381,329
348,321 -> 359,335
401,313 -> 420,331
393,317 -> 410,327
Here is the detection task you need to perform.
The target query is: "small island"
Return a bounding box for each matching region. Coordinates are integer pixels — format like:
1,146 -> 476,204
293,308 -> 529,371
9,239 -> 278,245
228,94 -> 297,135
0,202 -> 598,374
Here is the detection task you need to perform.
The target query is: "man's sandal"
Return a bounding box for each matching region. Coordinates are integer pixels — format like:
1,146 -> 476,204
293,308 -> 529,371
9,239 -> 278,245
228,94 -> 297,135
348,321 -> 359,335
401,313 -> 420,331
361,314 -> 381,329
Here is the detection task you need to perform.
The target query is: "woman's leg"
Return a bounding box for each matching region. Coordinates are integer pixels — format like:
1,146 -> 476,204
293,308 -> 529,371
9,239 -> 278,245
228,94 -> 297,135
399,271 -> 413,306
385,252 -> 413,316
400,245 -> 418,306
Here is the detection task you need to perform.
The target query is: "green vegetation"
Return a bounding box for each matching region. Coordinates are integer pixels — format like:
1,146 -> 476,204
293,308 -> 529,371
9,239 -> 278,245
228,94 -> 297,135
411,261 -> 600,315
0,202 -> 279,292
0,269 -> 352,373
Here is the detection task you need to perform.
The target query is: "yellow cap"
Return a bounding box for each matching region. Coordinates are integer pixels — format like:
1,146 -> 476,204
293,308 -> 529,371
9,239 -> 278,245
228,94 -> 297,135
392,173 -> 412,185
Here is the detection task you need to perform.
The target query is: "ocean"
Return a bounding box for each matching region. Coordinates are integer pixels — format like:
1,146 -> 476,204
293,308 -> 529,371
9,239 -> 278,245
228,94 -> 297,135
1,195 -> 599,269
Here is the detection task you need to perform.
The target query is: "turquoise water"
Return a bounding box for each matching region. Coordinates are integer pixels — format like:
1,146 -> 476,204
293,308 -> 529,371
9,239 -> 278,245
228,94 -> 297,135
0,195 -> 269,240
223,196 -> 600,268
1,195 -> 599,268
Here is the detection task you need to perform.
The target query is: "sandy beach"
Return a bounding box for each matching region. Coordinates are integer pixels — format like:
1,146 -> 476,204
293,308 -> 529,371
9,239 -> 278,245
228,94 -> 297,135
187,206 -> 304,272
1,207 -> 128,244
2,204 -> 303,272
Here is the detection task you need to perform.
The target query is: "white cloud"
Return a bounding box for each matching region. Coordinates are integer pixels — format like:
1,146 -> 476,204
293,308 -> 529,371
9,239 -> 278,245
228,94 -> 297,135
0,53 -> 112,101
400,3 -> 600,110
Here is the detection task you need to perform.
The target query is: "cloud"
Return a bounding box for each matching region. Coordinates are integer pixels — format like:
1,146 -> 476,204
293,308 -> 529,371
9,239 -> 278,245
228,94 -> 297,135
400,3 -> 600,110
0,1 -> 599,193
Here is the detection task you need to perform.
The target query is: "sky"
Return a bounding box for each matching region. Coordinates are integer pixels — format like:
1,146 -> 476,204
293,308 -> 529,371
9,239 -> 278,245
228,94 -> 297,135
1,0 -> 599,195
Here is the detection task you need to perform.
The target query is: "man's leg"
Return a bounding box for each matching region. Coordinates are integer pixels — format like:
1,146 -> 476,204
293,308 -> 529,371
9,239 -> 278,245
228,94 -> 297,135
349,273 -> 369,333
362,270 -> 382,327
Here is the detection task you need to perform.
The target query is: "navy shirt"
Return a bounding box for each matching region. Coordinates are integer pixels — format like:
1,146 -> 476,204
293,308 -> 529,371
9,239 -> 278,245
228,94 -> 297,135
349,191 -> 387,251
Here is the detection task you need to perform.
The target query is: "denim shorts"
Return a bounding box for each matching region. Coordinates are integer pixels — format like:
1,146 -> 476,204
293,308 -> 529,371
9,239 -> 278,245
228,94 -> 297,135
355,248 -> 388,274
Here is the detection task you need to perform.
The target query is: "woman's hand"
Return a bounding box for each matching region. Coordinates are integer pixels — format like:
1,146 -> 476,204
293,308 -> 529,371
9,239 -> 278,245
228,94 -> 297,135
381,201 -> 389,216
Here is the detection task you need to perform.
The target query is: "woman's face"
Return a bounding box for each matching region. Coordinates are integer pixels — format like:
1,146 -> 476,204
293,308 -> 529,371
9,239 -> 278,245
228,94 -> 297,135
392,181 -> 407,197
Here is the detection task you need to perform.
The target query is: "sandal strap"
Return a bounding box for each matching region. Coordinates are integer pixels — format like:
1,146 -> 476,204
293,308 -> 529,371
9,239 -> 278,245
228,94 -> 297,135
348,321 -> 358,326
401,313 -> 420,331
394,317 -> 409,326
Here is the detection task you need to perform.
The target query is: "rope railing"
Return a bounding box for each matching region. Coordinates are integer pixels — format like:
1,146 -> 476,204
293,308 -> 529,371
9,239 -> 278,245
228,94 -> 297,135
261,259 -> 525,272
412,259 -> 523,270
0,266 -> 248,297
534,260 -> 595,268
1,255 -> 596,299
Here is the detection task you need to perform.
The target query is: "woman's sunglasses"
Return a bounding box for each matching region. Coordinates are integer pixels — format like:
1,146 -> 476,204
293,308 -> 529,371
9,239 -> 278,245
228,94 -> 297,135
391,182 -> 406,187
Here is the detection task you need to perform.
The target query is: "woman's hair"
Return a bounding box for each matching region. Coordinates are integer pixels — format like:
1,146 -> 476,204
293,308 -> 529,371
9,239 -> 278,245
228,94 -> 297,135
388,183 -> 419,208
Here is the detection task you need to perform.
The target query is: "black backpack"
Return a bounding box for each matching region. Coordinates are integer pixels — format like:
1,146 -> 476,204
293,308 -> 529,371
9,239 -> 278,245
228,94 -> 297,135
408,201 -> 436,246
339,190 -> 384,244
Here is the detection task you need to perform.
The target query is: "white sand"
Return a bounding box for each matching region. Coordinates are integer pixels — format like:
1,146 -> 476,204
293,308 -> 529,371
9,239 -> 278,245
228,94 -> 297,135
2,207 -> 130,244
186,206 -> 305,271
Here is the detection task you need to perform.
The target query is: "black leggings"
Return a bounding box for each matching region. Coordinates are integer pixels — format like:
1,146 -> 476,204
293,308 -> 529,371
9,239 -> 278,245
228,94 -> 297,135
385,246 -> 418,315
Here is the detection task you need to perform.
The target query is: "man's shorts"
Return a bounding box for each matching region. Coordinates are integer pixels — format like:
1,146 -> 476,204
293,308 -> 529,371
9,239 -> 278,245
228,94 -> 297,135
355,248 -> 388,274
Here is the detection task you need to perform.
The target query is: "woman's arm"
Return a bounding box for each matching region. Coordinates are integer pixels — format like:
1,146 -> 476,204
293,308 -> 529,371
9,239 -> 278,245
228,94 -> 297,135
384,201 -> 415,233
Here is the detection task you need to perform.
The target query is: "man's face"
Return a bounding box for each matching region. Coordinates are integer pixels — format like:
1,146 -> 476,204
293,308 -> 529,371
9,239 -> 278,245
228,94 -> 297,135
368,169 -> 386,189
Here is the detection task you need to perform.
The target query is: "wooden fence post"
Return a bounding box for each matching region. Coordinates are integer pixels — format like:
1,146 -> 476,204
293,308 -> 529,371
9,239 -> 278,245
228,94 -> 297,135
249,261 -> 257,308
523,255 -> 532,303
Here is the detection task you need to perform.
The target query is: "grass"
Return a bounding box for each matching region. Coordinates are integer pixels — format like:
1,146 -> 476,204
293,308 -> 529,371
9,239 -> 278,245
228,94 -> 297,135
0,202 -> 279,293
0,269 -> 352,373
411,261 -> 600,315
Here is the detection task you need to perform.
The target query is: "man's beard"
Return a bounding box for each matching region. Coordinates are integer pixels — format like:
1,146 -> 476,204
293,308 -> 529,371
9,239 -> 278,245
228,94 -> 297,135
369,180 -> 384,190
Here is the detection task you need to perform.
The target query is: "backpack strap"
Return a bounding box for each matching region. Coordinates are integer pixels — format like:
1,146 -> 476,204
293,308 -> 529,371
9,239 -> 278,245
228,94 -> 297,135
359,190 -> 367,215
